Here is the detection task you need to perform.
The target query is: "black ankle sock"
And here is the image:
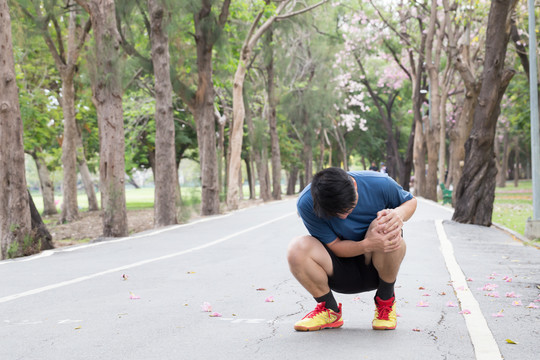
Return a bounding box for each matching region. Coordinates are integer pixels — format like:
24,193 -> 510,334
314,291 -> 339,312
376,278 -> 395,300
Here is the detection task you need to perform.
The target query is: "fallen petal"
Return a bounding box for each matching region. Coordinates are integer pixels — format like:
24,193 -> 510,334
422,293 -> 431,296
459,309 -> 471,314
446,301 -> 458,307
412,328 -> 421,332
492,311 -> 504,317
265,296 -> 275,302
122,274 -> 128,281
129,292 -> 140,300
201,302 -> 212,312
256,288 -> 266,291
416,301 -> 429,307
209,312 -> 222,317
505,292 -> 520,298
512,300 -> 523,306
466,277 -> 473,282
505,339 -> 518,344
487,292 -> 500,298
418,286 -> 425,290
526,303 -> 539,309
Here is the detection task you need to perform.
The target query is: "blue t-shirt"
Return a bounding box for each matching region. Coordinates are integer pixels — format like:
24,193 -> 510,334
297,171 -> 413,244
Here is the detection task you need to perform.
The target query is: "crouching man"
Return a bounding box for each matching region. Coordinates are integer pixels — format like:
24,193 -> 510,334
288,167 -> 417,331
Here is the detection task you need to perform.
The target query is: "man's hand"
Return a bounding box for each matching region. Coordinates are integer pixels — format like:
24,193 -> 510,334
365,215 -> 402,253
376,208 -> 403,235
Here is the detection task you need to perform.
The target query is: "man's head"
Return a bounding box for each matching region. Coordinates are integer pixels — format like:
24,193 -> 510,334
311,167 -> 357,219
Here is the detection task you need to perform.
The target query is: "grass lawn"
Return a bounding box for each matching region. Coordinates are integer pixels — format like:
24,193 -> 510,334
493,180 -> 534,238
31,186 -> 203,213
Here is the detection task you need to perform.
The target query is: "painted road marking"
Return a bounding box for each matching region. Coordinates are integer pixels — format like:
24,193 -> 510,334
0,212 -> 296,304
435,219 -> 502,360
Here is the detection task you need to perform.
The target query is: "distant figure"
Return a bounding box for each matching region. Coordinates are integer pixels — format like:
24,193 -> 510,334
380,163 -> 387,174
369,162 -> 379,171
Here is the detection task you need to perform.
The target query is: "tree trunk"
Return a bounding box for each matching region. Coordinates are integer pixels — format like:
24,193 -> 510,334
59,74 -> 79,222
31,151 -> 58,216
245,157 -> 256,200
78,0 -> 128,237
447,91 -> 477,189
413,118 -> 426,197
149,0 -> 178,227
265,28 -> 282,200
76,125 -> 99,211
453,0 -> 518,226
193,4 -> 222,216
28,190 -> 53,251
513,135 -> 520,187
287,167 -> 299,195
496,131 -> 509,187
0,0 -> 33,259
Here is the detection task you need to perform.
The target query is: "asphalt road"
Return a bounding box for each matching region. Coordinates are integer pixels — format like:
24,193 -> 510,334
0,198 -> 538,360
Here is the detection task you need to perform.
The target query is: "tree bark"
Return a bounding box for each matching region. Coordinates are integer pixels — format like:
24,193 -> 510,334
265,28 -> 282,200
76,0 -> 128,237
191,0 -> 230,215
75,124 -> 99,211
28,190 -> 53,251
30,151 -> 58,216
413,117 -> 427,197
59,74 -> 79,222
453,0 -> 518,226
148,0 -> 178,227
0,0 -> 33,259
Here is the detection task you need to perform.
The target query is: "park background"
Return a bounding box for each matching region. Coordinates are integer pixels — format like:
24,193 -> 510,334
1,0 -> 538,259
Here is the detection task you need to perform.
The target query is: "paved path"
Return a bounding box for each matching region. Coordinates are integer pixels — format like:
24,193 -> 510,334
0,198 -> 538,359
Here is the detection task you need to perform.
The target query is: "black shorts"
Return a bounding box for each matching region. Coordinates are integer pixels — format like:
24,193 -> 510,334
323,244 -> 380,294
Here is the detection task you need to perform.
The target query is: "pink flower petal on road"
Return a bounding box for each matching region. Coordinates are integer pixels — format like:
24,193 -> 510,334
201,302 -> 212,312
446,301 -> 458,307
466,277 -> 473,282
422,293 -> 431,296
480,283 -> 498,291
487,292 -> 500,298
416,301 -> 429,307
459,309 -> 471,314
505,292 -> 520,298
265,296 -> 275,302
209,312 -> 222,317
412,328 -> 421,332
512,300 -> 523,306
129,292 -> 140,300
256,288 -> 266,291
526,303 -> 539,309
492,311 -> 504,317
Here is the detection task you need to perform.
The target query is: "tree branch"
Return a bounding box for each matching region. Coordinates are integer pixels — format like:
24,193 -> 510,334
218,0 -> 232,27
275,0 -> 327,21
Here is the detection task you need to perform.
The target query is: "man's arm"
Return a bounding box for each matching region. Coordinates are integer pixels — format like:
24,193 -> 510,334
326,197 -> 417,258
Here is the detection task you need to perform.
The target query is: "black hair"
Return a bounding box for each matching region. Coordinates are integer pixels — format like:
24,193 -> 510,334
311,167 -> 357,219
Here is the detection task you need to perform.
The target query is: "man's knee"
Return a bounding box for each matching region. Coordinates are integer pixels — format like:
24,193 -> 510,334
287,235 -> 314,266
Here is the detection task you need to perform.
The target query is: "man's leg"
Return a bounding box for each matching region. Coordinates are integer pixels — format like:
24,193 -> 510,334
287,235 -> 343,331
370,238 -> 406,330
287,235 -> 333,297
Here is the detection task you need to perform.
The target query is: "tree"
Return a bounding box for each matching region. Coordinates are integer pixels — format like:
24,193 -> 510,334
148,0 -> 178,227
1,0 -> 52,259
75,0 -> 128,237
453,0 -> 518,226
227,0 -> 327,210
17,0 -> 92,222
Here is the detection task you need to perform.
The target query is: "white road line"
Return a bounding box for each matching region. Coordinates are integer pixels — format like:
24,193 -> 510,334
0,212 -> 235,266
0,212 -> 296,304
435,219 -> 502,360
